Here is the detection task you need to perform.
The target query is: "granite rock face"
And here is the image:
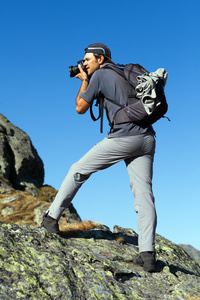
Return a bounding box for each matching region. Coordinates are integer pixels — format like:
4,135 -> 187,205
0,222 -> 200,300
0,114 -> 44,195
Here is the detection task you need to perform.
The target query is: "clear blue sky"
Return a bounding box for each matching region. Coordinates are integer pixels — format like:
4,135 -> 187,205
1,0 -> 200,250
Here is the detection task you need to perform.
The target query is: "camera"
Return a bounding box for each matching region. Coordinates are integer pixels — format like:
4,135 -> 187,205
69,60 -> 87,78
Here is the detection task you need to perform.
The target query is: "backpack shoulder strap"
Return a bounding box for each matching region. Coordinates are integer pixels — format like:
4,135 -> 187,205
101,63 -> 125,78
89,94 -> 105,133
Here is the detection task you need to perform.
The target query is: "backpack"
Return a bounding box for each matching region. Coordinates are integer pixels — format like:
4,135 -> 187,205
90,63 -> 169,133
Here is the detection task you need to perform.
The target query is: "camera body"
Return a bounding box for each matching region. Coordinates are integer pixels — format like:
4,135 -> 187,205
69,60 -> 87,78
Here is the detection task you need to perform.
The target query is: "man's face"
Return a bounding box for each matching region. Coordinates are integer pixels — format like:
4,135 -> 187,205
83,53 -> 102,76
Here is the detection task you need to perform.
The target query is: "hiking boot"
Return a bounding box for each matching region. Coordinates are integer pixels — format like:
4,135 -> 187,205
133,251 -> 156,272
41,214 -> 60,234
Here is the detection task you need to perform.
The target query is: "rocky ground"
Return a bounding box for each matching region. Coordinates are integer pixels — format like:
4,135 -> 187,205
1,181 -> 200,299
0,180 -> 82,228
1,221 -> 200,299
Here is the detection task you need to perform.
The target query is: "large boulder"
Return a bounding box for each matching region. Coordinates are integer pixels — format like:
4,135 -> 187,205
0,114 -> 44,195
0,222 -> 200,299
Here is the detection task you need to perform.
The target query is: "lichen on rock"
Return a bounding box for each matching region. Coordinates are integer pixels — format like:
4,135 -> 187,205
0,222 -> 200,299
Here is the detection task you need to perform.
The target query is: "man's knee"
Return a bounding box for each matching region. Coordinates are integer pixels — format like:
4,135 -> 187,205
70,163 -> 90,184
74,172 -> 90,184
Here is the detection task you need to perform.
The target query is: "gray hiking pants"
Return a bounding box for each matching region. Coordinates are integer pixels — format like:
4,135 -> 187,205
47,133 -> 157,252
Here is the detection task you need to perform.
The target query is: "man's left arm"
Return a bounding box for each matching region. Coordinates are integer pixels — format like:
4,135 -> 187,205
75,65 -> 91,114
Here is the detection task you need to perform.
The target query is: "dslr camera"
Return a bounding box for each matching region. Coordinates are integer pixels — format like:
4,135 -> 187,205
69,60 -> 87,78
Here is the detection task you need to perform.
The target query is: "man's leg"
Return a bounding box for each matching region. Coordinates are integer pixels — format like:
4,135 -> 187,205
46,135 -> 146,221
42,134 -> 156,237
125,153 -> 157,252
125,135 -> 157,272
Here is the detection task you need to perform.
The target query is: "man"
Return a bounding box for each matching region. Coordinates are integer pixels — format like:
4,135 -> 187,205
42,43 -> 157,272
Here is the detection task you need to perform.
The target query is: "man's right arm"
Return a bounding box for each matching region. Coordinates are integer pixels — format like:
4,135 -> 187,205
75,65 -> 91,114
75,80 -> 90,114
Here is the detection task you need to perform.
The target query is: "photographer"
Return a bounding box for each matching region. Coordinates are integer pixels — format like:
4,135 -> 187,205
42,43 -> 157,272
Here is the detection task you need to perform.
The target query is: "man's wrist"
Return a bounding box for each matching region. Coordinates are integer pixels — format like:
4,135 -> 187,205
82,78 -> 89,83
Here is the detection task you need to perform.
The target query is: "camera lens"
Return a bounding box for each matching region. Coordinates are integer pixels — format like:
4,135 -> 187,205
69,60 -> 87,78
69,65 -> 80,78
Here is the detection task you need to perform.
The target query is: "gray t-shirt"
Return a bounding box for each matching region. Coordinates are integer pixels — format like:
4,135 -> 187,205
80,63 -> 154,138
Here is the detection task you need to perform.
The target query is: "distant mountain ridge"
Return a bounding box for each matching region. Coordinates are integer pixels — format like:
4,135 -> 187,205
179,244 -> 200,265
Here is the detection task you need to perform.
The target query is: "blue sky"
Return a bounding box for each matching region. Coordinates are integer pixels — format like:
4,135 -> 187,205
1,0 -> 200,250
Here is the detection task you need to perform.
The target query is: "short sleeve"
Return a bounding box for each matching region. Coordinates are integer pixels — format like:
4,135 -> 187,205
80,72 -> 100,104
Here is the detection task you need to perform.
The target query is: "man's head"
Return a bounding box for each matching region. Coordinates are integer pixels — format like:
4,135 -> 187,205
85,43 -> 113,61
83,43 -> 114,76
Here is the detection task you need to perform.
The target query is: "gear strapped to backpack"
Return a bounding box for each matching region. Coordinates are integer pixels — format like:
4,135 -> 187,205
90,63 -> 169,133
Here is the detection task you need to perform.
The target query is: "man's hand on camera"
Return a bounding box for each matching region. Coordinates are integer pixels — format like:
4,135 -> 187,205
75,64 -> 88,82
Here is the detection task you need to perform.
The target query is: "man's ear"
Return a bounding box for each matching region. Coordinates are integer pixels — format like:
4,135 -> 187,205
98,55 -> 105,65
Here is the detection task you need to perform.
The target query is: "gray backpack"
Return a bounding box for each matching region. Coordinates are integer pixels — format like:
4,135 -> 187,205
90,63 -> 169,133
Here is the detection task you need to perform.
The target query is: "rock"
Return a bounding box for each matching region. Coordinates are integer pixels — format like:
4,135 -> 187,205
1,206 -> 14,217
0,222 -> 200,299
179,244 -> 200,265
0,113 -> 81,229
0,114 -> 44,195
0,184 -> 81,226
1,114 -> 199,298
0,175 -> 12,189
